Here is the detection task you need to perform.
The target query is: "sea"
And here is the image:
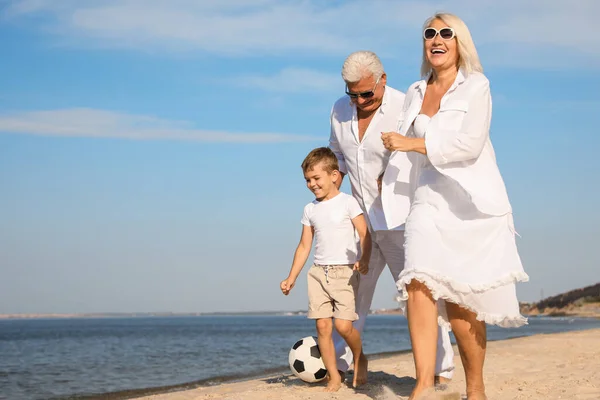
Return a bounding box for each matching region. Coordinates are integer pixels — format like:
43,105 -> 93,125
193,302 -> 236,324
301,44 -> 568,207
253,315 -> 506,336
1,314 -> 600,400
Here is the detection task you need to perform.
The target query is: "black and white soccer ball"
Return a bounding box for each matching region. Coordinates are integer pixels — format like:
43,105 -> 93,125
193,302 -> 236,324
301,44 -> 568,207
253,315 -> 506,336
288,336 -> 327,383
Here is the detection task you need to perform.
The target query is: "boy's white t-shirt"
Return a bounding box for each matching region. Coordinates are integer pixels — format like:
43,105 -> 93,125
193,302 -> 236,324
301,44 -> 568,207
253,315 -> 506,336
301,192 -> 364,265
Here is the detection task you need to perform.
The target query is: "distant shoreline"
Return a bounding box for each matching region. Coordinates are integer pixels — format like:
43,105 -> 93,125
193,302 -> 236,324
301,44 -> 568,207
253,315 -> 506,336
2,308 -> 598,320
0,310 -> 400,320
0,311 -> 307,320
0,308 -> 402,320
4,283 -> 598,320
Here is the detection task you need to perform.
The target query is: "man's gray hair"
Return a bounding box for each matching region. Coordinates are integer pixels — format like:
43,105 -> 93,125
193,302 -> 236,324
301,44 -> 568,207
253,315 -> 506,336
341,51 -> 384,83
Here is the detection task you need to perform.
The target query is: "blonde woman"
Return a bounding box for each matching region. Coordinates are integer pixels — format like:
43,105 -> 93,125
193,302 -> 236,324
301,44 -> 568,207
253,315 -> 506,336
381,13 -> 529,400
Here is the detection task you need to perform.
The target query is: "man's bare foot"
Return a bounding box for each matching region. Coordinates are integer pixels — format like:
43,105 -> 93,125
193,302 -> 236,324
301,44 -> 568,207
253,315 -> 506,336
435,376 -> 452,385
328,370 -> 345,383
352,353 -> 368,387
325,373 -> 342,392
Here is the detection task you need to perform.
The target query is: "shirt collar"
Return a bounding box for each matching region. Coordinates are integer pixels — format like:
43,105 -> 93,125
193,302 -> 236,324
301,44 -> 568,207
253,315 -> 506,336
379,85 -> 390,114
417,67 -> 468,95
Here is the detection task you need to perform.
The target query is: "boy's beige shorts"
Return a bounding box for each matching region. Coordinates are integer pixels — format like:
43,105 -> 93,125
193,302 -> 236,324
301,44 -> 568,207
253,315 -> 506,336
307,264 -> 359,321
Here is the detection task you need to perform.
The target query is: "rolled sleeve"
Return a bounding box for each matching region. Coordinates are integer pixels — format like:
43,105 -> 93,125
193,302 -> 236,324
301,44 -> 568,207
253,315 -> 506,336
329,111 -> 348,174
425,129 -> 448,165
336,158 -> 348,175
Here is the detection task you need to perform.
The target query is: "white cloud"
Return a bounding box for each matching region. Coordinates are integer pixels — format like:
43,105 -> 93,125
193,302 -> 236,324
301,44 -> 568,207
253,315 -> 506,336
0,108 -> 319,143
3,0 -> 599,68
234,68 -> 340,93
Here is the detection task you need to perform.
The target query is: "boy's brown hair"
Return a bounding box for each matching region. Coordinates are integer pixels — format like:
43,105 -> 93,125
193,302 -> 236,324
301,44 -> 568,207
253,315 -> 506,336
301,147 -> 339,174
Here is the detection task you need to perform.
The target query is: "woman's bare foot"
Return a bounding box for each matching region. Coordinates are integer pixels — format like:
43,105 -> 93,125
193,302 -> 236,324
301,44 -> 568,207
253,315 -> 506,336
466,391 -> 487,400
325,372 -> 342,392
408,383 -> 434,400
352,353 -> 368,387
439,392 -> 461,400
410,376 -> 462,399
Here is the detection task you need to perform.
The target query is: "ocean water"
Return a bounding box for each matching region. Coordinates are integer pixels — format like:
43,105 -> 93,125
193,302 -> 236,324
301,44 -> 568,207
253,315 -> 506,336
1,314 -> 600,400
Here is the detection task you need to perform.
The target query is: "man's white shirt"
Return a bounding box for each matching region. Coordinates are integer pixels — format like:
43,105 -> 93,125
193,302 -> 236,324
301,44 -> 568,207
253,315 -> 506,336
329,86 -> 406,231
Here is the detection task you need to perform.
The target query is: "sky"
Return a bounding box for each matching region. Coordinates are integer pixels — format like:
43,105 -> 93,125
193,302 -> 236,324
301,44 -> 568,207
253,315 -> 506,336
1,0 -> 599,314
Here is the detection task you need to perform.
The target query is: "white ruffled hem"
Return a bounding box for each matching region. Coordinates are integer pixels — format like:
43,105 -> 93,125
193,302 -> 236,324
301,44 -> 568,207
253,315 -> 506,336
396,269 -> 530,329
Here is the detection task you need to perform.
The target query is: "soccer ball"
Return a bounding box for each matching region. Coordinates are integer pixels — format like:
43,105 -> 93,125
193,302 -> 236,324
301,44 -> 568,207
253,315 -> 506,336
288,336 -> 327,383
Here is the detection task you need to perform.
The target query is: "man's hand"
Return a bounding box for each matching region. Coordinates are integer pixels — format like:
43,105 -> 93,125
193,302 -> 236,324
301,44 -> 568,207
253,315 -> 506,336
280,278 -> 295,295
353,261 -> 369,275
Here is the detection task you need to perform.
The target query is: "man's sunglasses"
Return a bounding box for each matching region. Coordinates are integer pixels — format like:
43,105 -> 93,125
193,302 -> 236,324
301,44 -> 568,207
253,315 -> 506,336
423,27 -> 455,41
345,77 -> 381,100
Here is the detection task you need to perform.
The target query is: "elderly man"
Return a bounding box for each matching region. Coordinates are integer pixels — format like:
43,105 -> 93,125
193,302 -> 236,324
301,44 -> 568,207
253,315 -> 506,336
329,50 -> 455,383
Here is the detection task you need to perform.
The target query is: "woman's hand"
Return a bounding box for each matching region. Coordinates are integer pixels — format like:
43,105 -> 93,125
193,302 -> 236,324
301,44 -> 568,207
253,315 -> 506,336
381,132 -> 426,154
381,132 -> 412,152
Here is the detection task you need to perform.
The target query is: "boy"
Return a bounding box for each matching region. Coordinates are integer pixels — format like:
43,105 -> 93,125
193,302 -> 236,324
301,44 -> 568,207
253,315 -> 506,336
280,147 -> 372,392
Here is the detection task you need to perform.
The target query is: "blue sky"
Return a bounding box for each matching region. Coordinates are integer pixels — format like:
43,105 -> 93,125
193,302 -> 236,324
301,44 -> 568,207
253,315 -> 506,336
1,0 -> 599,314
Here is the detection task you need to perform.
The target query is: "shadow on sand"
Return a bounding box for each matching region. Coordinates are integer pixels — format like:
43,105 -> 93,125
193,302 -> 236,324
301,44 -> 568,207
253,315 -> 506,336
262,371 -> 416,399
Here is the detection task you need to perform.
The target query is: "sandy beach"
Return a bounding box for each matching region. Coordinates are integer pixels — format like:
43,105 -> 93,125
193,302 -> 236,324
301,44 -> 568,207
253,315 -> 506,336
134,328 -> 600,400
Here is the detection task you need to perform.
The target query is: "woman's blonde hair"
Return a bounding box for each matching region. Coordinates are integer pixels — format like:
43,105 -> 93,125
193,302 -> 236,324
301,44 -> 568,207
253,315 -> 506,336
420,12 -> 483,77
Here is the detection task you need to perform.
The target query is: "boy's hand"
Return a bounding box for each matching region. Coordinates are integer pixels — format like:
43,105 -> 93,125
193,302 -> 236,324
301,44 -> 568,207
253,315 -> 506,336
280,278 -> 295,295
353,261 -> 369,275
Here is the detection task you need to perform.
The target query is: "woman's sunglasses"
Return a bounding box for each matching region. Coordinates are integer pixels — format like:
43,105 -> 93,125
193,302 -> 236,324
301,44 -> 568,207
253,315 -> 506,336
345,77 -> 381,100
423,27 -> 455,41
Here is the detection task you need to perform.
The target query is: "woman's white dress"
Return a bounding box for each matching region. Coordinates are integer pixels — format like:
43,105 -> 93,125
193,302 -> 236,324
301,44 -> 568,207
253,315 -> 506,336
396,114 -> 528,328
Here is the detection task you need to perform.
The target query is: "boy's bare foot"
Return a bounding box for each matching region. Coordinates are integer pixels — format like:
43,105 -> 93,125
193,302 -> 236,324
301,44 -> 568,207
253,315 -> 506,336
325,373 -> 342,392
352,353 -> 368,387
